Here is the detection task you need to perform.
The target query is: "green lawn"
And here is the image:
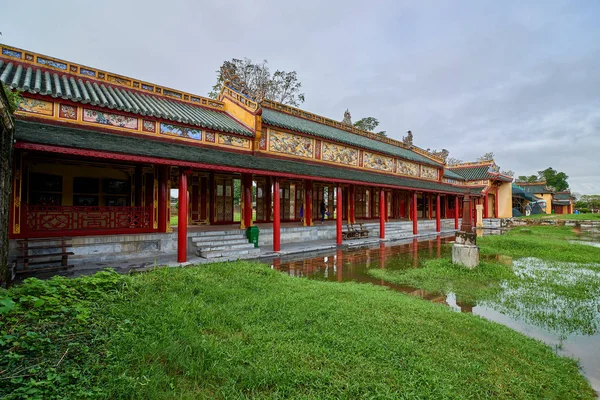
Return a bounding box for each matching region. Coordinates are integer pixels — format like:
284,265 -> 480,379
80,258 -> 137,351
519,213 -> 600,220
1,256 -> 596,398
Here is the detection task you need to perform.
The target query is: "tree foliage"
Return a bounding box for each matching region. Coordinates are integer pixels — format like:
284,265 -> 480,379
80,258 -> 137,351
354,117 -> 386,137
517,175 -> 539,183
2,83 -> 21,114
576,195 -> 600,212
446,157 -> 463,166
208,58 -> 305,107
537,167 -> 569,192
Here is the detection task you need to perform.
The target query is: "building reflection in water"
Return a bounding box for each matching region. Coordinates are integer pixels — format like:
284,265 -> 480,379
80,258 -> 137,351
266,234 -> 471,313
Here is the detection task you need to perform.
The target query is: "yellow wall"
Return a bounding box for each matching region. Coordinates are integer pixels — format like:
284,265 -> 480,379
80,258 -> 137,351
222,95 -> 257,130
28,162 -> 132,206
538,193 -> 553,214
497,181 -> 513,218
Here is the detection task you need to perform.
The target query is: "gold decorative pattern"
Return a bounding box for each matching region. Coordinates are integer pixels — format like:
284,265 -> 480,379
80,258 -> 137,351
363,151 -> 393,172
421,165 -> 439,180
321,141 -> 358,166
19,97 -> 54,116
217,133 -> 251,149
269,130 -> 313,158
397,159 -> 419,177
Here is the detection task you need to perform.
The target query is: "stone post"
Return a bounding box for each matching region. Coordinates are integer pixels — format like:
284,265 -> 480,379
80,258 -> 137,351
452,193 -> 479,268
476,204 -> 484,228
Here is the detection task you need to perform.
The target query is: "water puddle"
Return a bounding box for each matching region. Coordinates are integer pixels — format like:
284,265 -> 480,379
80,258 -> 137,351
263,236 -> 600,393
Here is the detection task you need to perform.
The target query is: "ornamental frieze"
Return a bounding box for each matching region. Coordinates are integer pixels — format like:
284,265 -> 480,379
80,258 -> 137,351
421,165 -> 439,180
321,142 -> 358,166
397,159 -> 419,177
363,151 -> 393,172
269,130 -> 313,158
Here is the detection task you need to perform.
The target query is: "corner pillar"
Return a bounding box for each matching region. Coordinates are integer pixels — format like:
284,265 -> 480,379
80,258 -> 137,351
304,179 -> 313,226
436,194 -> 441,232
273,179 -> 280,251
349,184 -> 356,223
241,173 -> 253,229
379,189 -> 385,239
177,169 -> 190,263
454,196 -> 459,230
158,165 -> 169,232
484,193 -> 489,219
412,191 -> 418,235
336,186 -> 343,245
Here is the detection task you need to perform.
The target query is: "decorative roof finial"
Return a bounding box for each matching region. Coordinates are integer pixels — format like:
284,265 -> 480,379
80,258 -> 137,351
402,130 -> 413,146
342,109 -> 352,126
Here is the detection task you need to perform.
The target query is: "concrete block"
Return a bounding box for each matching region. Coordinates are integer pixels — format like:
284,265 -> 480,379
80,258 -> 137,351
452,244 -> 479,269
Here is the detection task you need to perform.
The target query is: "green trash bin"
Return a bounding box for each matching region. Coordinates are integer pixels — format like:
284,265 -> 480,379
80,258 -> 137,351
246,226 -> 260,248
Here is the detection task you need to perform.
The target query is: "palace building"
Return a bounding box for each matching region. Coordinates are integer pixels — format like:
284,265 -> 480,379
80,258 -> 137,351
0,43 -> 513,269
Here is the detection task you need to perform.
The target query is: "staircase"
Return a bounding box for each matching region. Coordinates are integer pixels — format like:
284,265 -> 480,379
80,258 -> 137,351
191,230 -> 260,262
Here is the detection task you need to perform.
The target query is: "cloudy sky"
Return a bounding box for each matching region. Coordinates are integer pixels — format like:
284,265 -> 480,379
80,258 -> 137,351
3,0 -> 599,194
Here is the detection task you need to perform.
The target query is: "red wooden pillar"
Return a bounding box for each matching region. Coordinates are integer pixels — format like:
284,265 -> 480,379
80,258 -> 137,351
495,188 -> 499,218
304,179 -> 313,226
265,176 -> 272,223
454,196 -> 459,230
379,189 -> 385,239
436,194 -> 441,232
158,165 -> 168,232
336,186 -> 343,245
349,184 -> 356,223
177,169 -> 189,263
242,173 -> 253,229
484,193 -> 489,219
428,193 -> 433,219
412,192 -> 418,235
444,196 -> 449,219
273,179 -> 280,252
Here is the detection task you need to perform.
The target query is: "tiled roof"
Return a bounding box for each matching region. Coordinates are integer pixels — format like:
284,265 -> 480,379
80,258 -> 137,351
443,169 -> 466,180
512,184 -> 540,202
552,200 -> 571,206
0,60 -> 252,136
554,192 -> 574,200
448,165 -> 493,181
517,183 -> 553,194
15,120 -> 469,194
262,108 -> 442,167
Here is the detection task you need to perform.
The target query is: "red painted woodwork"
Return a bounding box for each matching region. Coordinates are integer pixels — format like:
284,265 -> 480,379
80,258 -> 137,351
158,166 -> 168,232
495,188 -> 499,218
24,205 -> 153,238
484,194 -> 489,219
444,196 -> 449,219
428,193 -> 433,219
462,195 -> 473,232
412,192 -> 418,235
242,173 -> 253,228
436,195 -> 441,232
265,177 -> 272,222
336,186 -> 343,245
134,166 -> 143,207
379,189 -> 385,239
177,169 -> 189,263
349,184 -> 356,223
273,179 -> 280,252
304,179 -> 313,226
455,196 -> 459,229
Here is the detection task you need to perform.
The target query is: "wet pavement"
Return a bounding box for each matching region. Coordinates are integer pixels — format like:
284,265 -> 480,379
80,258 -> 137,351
262,233 -> 600,393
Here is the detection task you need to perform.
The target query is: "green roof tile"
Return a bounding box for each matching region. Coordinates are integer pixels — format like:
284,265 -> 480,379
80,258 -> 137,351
448,165 -> 494,181
15,120 -> 470,194
517,184 -> 553,194
0,61 -> 252,137
443,169 -> 466,180
262,108 -> 442,167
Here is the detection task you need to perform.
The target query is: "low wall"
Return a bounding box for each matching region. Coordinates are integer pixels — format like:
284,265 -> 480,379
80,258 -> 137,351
507,218 -> 600,233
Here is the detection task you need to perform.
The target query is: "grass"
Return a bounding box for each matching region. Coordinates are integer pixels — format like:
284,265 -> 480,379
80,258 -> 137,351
520,213 -> 600,220
1,262 -> 596,399
369,226 -> 600,336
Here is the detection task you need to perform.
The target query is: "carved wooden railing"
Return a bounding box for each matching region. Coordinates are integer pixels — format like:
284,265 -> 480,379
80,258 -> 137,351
25,205 -> 153,236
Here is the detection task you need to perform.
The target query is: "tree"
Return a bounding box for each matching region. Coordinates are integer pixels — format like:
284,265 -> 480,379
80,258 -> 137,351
353,117 -> 386,136
477,152 -> 494,162
577,195 -> 600,213
447,157 -> 463,166
2,83 -> 21,114
537,167 -> 569,191
517,175 -> 539,183
208,58 -> 305,107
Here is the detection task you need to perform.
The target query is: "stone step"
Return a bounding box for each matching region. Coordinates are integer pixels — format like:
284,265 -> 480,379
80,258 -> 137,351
200,243 -> 257,252
191,237 -> 248,246
200,251 -> 262,263
190,230 -> 245,238
200,248 -> 260,259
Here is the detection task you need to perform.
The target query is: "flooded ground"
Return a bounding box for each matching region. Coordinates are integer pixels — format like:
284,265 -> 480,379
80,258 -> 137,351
262,233 -> 600,393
